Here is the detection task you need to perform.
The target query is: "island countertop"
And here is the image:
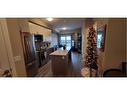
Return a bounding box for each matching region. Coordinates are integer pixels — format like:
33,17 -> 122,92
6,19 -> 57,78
50,47 -> 71,56
50,47 -> 71,76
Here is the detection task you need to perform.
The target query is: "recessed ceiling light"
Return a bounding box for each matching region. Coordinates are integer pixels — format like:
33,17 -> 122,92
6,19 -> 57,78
62,27 -> 67,30
46,17 -> 53,22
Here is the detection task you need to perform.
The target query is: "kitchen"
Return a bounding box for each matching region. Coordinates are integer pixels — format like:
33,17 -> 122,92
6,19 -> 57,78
0,18 -> 126,77
0,1 -> 126,95
20,18 -> 84,77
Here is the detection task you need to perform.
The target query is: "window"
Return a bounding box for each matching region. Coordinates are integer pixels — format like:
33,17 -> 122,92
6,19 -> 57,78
66,36 -> 71,40
60,36 -> 66,45
60,35 -> 71,49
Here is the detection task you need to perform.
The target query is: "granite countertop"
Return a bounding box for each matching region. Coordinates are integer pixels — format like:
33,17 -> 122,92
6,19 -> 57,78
50,47 -> 71,56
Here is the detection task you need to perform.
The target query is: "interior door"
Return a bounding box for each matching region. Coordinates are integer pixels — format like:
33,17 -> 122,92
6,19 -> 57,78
0,22 -> 11,75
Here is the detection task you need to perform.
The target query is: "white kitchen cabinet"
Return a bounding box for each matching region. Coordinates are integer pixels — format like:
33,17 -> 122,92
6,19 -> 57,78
28,22 -> 52,42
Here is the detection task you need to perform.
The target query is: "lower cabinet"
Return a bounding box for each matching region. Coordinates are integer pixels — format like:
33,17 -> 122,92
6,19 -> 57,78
51,55 -> 68,77
26,60 -> 38,77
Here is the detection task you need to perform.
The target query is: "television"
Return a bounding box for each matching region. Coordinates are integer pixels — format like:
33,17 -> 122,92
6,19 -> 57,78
34,34 -> 43,41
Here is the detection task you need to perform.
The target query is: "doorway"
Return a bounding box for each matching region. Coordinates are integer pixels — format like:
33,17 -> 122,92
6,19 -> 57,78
0,23 -> 10,70
0,19 -> 16,77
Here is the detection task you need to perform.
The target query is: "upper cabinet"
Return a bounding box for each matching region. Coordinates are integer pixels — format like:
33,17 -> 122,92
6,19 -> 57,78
16,19 -> 53,43
28,22 -> 52,42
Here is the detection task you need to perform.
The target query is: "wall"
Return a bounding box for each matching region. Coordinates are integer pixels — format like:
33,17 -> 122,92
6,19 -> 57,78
81,21 -> 85,61
51,33 -> 58,47
126,18 -> 127,74
94,18 -> 108,75
18,18 -> 30,32
103,18 -> 126,71
72,28 -> 81,48
126,19 -> 127,62
6,18 -> 27,76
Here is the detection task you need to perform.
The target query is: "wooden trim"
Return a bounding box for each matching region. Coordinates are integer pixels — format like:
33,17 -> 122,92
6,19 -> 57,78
97,24 -> 107,52
28,20 -> 53,31
103,24 -> 107,52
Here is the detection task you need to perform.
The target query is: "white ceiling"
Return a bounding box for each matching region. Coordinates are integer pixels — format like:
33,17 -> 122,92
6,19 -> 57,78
41,18 -> 84,33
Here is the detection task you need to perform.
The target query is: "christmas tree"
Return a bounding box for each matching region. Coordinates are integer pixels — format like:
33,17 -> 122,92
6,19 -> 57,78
85,27 -> 98,76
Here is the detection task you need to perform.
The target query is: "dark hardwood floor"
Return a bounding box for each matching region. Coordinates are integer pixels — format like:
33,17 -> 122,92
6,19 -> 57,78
37,51 -> 83,77
67,52 -> 83,77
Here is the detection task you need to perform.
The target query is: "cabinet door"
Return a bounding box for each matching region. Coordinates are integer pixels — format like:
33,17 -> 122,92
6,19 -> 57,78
28,22 -> 37,34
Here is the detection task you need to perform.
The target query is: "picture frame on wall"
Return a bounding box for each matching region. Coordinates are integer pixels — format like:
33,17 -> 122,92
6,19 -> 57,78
97,24 -> 107,52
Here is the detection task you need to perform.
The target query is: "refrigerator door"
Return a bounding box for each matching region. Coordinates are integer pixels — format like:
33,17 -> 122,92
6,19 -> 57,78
20,32 -> 38,77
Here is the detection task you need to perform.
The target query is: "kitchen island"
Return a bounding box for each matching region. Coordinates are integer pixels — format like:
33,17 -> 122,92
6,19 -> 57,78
50,47 -> 71,76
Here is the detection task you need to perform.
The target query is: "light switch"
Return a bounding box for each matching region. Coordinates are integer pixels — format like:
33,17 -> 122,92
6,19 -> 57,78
14,56 -> 21,62
62,56 -> 64,59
